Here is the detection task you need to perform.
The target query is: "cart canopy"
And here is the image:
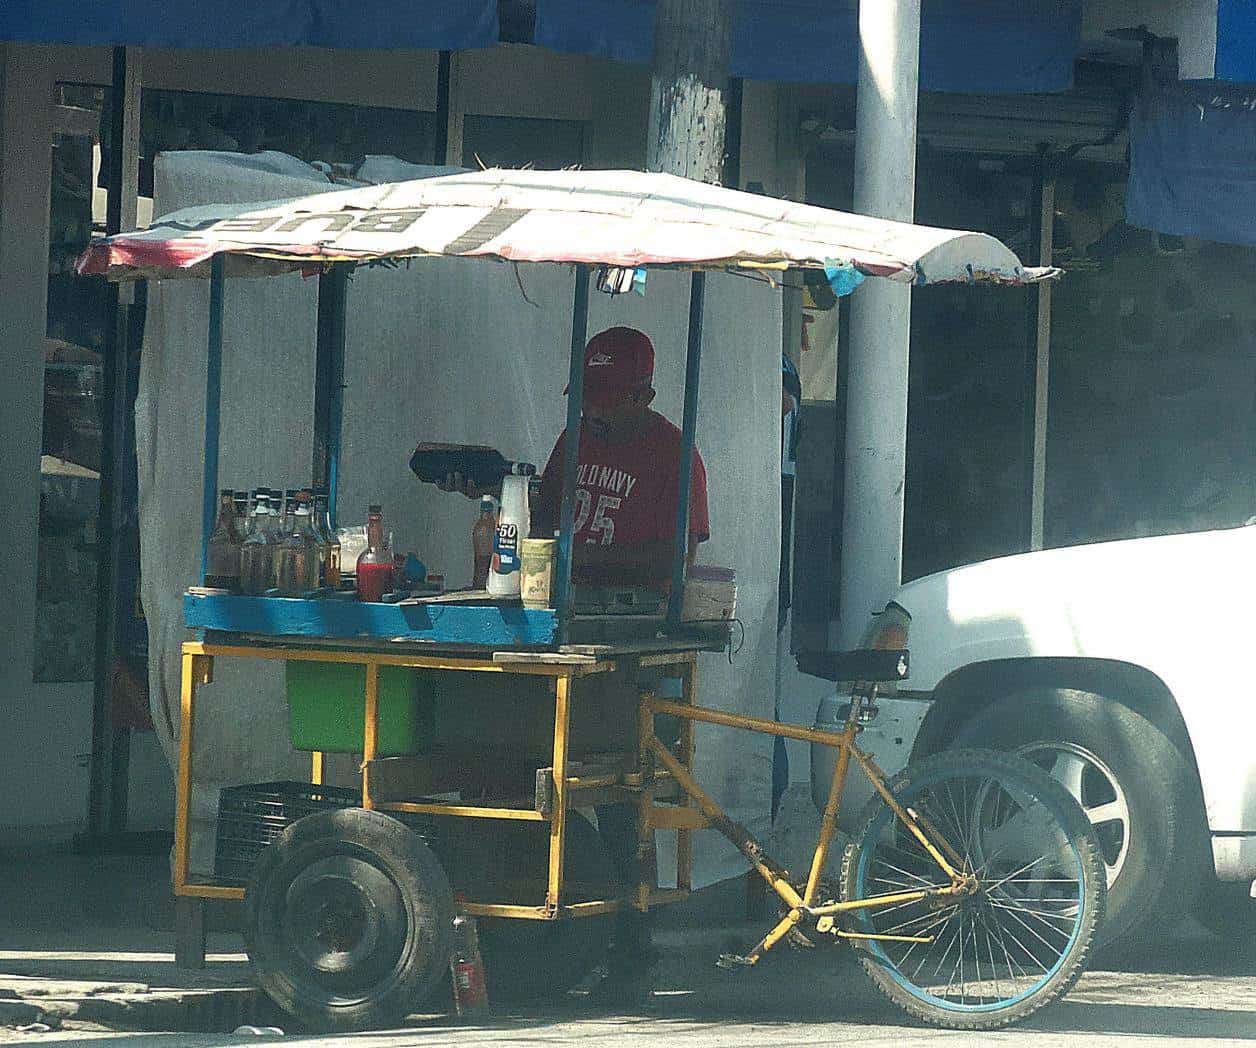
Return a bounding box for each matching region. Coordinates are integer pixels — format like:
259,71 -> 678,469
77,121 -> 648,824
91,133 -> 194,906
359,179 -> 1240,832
78,167 -> 1053,286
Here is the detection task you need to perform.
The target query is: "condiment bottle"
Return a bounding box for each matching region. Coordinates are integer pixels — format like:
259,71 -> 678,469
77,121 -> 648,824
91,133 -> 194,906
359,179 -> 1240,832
356,504 -> 392,602
204,489 -> 241,590
240,492 -> 281,595
471,495 -> 498,589
312,487 -> 341,589
275,491 -> 320,596
488,475 -> 530,598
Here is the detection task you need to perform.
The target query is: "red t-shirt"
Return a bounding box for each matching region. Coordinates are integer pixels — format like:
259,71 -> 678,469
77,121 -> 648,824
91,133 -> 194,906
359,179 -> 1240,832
535,411 -> 709,583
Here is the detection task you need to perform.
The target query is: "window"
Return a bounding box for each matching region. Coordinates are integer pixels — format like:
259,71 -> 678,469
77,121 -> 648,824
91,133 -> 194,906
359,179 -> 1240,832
35,84 -> 438,681
461,115 -> 585,170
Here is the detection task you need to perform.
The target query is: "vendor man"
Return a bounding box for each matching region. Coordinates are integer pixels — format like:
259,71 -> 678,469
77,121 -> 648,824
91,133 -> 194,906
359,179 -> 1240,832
533,324 -> 710,582
440,325 -> 710,993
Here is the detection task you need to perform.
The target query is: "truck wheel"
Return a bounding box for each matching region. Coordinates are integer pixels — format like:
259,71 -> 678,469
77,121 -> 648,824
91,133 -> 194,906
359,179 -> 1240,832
244,808 -> 454,1031
951,688 -> 1207,948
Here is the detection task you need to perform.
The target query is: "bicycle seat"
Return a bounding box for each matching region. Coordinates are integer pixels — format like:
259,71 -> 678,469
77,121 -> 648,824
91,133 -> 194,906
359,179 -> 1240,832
795,648 -> 909,683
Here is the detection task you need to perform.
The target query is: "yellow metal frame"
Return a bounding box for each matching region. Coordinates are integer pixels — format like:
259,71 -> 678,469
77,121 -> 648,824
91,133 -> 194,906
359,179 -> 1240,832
172,640 -> 699,914
174,638 -> 967,963
644,691 -> 972,965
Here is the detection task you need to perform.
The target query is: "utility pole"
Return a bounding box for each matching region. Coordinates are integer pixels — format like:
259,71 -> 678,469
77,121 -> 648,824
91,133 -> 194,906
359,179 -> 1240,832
647,0 -> 733,182
837,0 -> 921,646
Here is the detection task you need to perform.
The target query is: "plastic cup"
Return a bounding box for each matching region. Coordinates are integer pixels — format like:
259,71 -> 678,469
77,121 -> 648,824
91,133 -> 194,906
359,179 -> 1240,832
519,539 -> 557,609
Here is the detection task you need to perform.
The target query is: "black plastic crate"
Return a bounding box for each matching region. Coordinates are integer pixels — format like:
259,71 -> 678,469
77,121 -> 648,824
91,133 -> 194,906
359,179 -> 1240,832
214,780 -> 360,886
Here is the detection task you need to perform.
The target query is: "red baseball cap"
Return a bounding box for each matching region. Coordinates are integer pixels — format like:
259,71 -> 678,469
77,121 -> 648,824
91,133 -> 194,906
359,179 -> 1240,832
565,326 -> 655,408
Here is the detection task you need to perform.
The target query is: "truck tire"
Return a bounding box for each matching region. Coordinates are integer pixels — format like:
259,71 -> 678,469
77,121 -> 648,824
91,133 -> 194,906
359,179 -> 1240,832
244,808 -> 454,1031
951,688 -> 1207,948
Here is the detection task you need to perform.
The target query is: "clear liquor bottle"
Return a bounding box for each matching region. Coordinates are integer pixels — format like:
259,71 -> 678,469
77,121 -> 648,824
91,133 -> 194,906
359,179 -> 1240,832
275,491 -> 320,596
240,493 -> 281,595
312,487 -> 341,590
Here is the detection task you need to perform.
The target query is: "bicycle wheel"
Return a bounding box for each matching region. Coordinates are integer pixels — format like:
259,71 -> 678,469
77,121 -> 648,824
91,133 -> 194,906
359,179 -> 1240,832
839,748 -> 1105,1030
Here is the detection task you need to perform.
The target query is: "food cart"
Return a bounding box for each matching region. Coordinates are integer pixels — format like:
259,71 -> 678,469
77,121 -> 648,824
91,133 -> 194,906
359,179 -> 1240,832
79,169 -> 1100,1033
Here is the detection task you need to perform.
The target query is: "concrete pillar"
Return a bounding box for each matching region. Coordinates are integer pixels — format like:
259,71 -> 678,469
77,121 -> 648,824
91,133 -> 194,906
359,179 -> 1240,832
837,0 -> 920,646
0,45 -> 54,684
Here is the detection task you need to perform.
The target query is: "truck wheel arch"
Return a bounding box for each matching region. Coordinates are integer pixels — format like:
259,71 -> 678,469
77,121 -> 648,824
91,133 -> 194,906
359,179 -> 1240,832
911,657 -> 1200,779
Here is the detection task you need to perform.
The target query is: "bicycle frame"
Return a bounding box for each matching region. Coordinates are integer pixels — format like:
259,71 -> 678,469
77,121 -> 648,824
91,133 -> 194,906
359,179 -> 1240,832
644,690 -> 973,966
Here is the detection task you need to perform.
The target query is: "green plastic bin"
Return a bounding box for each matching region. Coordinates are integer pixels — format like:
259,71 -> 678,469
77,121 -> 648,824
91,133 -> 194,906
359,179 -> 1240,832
286,662 -> 432,756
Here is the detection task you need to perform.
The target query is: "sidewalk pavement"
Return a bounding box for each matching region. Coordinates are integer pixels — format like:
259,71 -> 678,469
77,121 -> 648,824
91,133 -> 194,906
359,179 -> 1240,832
0,846 -> 261,1034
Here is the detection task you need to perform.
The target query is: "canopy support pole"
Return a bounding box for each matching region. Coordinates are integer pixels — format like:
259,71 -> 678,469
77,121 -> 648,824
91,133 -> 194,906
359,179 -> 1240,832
200,255 -> 225,581
667,271 -> 706,629
313,264 -> 348,526
555,266 -> 591,645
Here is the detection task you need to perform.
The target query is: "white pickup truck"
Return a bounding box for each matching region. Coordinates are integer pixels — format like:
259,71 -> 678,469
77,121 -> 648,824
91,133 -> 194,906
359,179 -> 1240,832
811,522 -> 1256,946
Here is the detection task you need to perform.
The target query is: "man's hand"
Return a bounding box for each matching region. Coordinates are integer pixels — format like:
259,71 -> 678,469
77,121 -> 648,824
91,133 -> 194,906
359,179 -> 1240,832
435,472 -> 491,500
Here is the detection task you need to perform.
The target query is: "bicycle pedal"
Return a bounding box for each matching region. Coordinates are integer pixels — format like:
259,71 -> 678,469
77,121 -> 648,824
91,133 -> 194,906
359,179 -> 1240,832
716,953 -> 755,970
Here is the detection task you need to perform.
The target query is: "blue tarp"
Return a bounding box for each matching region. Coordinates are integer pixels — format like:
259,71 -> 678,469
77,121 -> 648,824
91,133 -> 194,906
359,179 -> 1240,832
1216,0 -> 1256,83
535,0 -> 1081,93
1127,84 -> 1256,247
0,0 -> 498,50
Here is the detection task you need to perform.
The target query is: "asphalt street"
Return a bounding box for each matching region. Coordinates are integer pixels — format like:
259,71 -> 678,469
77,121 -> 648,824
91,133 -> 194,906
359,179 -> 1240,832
4,915 -> 1252,1047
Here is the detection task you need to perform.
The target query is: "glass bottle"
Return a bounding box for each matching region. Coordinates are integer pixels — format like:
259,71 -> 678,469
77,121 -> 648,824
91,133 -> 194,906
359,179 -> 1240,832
279,489 -> 299,539
204,489 -> 241,590
275,491 -> 320,596
409,443 -> 536,490
355,504 -> 393,602
240,493 -> 281,595
312,487 -> 342,590
232,491 -> 251,540
471,495 -> 498,589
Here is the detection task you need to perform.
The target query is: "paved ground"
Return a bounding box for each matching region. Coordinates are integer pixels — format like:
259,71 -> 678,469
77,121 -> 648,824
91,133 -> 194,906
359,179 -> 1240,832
2,850 -> 1254,1045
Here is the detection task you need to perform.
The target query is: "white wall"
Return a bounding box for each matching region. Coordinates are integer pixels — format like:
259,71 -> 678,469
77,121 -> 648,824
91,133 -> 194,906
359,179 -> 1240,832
0,40 -> 797,837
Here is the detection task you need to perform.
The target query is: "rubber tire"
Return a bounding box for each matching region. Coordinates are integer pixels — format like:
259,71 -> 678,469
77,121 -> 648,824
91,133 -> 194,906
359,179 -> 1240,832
841,748 -> 1106,1031
243,808 -> 454,1032
438,812 -> 618,1000
951,688 -> 1209,948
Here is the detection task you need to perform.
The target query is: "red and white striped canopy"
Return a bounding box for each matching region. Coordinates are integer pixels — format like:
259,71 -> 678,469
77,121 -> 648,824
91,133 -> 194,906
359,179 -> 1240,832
78,167 -> 1054,285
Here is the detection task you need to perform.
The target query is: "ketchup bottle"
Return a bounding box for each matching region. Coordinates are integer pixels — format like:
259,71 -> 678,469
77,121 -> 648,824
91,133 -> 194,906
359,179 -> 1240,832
355,505 -> 393,602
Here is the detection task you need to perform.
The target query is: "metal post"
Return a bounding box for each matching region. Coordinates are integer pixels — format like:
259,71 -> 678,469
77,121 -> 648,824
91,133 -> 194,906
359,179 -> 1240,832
667,271 -> 706,628
1029,176 -> 1055,551
434,50 -> 452,165
200,255 -> 226,580
313,264 -> 348,526
554,266 -> 591,645
837,0 -> 920,645
86,46 -> 143,840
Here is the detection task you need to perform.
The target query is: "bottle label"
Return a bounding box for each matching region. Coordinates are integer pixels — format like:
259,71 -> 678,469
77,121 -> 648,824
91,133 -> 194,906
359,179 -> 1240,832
452,960 -> 488,1012
492,522 -> 520,574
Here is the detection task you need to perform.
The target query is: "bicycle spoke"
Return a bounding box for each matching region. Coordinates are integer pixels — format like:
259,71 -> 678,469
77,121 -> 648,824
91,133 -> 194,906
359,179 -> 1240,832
882,904 -> 958,935
987,897 -> 1077,934
845,753 -> 1097,1023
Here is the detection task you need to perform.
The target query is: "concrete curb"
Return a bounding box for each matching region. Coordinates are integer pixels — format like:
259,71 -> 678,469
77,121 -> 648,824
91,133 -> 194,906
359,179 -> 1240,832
0,979 -> 265,1034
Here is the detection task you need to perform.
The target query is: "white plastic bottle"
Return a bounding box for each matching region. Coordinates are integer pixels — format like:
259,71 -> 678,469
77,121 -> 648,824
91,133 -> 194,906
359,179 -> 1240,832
488,474 -> 531,597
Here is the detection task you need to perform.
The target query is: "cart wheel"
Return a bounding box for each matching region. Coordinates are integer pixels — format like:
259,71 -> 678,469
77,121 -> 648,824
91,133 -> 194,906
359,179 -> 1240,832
243,808 -> 454,1032
441,812 -> 618,1001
